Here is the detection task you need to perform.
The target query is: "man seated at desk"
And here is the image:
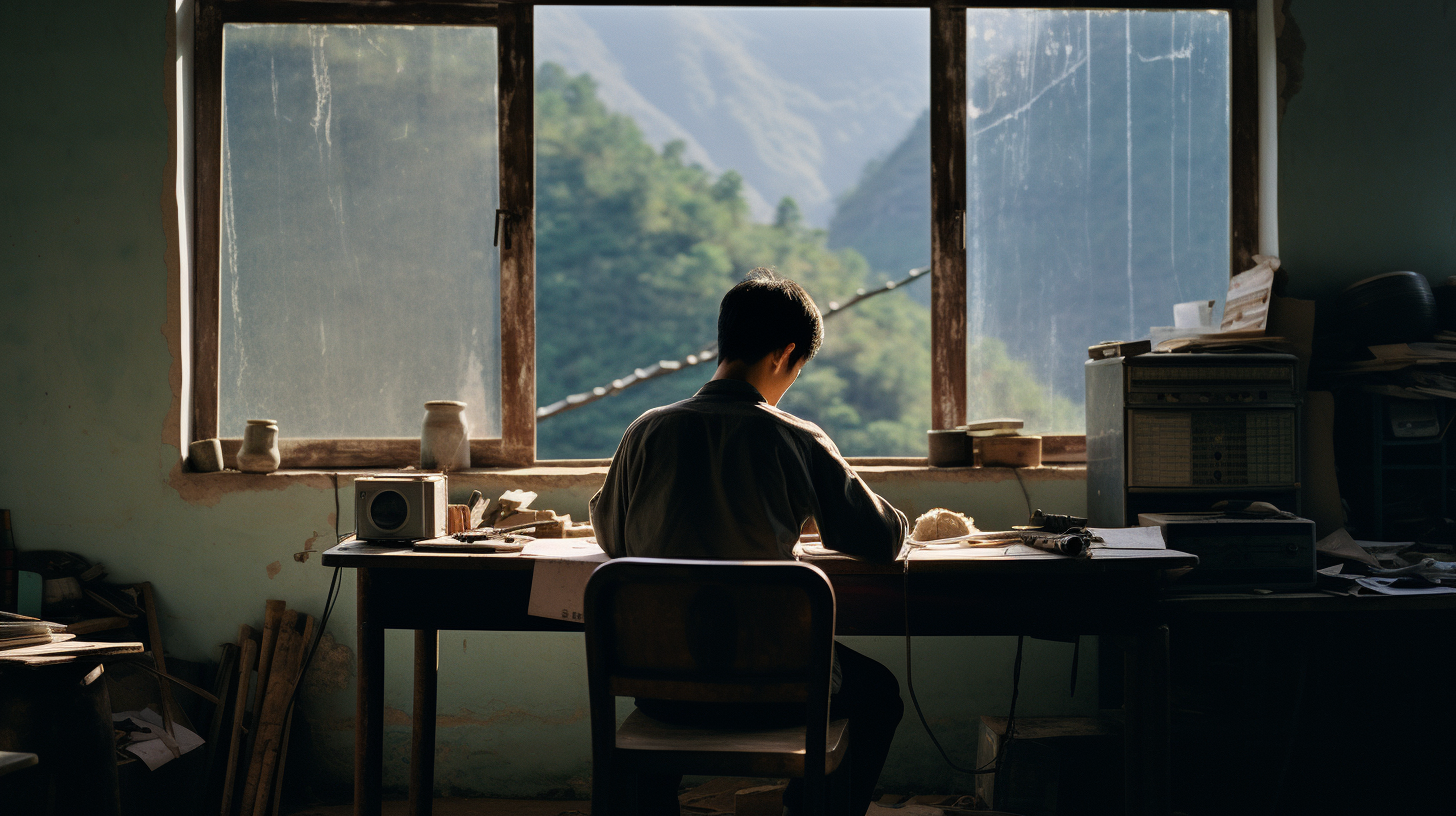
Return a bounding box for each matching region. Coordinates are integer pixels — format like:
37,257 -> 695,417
591,268 -> 907,816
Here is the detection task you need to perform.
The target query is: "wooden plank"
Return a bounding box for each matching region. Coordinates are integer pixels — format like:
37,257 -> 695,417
266,613 -> 315,816
139,583 -> 181,742
930,0 -> 967,431
1229,4 -> 1260,278
221,627 -> 258,816
241,610 -> 299,816
214,0 -> 499,26
193,0 -> 224,442
253,599 -> 287,738
497,1 -> 536,466
205,643 -> 241,812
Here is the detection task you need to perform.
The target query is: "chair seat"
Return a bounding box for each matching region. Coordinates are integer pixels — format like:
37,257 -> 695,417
614,709 -> 849,778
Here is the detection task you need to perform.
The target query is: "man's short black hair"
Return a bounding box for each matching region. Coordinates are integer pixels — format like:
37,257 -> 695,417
717,268 -> 823,366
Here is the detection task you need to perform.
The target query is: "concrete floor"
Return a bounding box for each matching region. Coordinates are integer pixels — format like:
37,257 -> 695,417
285,800 -> 591,816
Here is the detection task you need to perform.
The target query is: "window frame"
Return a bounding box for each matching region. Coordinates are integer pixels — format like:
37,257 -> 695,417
190,0 -> 1257,468
929,0 -> 1259,431
193,0 -> 536,468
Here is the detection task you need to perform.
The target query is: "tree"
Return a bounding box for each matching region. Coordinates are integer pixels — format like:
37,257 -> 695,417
535,63 -> 933,458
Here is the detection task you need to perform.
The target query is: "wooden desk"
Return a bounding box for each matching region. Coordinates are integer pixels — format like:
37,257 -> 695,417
323,540 -> 1197,816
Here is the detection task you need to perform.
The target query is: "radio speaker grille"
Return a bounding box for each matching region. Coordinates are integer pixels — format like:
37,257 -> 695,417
1129,410 -> 1295,487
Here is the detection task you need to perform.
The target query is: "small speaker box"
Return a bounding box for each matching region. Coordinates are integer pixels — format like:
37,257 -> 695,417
356,475 -> 448,540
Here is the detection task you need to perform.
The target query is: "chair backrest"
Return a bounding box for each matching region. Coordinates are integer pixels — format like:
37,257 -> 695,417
584,558 -> 836,709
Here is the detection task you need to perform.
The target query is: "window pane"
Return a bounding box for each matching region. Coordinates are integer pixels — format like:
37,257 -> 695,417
966,10 -> 1230,434
535,6 -> 930,458
220,24 -> 501,439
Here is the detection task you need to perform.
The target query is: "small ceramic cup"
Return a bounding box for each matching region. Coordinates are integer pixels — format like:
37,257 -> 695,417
927,429 -> 970,467
188,438 -> 225,473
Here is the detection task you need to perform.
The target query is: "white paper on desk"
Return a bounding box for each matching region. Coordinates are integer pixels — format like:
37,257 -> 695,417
521,538 -> 606,558
1088,527 -> 1166,549
1354,577 -> 1456,596
905,543 -> 1054,559
527,553 -> 609,624
113,707 -> 203,771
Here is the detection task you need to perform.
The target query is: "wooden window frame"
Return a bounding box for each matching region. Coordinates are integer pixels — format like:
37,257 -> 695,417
930,0 -> 1259,430
192,0 -> 535,468
191,0 -> 1255,467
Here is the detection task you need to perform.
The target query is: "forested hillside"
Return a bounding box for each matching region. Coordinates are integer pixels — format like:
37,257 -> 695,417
534,64 -> 931,459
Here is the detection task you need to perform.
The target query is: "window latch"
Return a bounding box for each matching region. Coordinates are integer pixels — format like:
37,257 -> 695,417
493,208 -> 512,251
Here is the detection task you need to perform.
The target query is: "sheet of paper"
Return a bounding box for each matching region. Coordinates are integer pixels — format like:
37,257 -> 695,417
526,553 -> 608,623
1221,255 -> 1278,332
521,538 -> 606,558
112,708 -> 204,771
1353,577 -> 1456,596
1089,527 -> 1166,549
905,543 -> 1055,560
1315,529 -> 1381,567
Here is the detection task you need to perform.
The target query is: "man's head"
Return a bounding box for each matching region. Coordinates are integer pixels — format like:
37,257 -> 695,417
717,268 -> 823,366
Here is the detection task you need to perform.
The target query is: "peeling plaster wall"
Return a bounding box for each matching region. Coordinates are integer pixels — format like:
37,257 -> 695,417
18,0 -> 1448,803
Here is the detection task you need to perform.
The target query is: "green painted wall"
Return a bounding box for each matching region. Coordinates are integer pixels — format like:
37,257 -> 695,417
11,0 -> 1446,804
1278,0 -> 1456,301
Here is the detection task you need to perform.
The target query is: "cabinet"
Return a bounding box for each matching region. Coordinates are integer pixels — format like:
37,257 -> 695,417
1334,392 -> 1456,540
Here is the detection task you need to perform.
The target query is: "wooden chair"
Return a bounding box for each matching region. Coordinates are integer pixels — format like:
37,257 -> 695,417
584,557 -> 849,816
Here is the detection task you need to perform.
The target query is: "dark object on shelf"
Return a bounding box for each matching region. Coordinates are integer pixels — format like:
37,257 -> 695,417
975,715 -> 1123,816
926,428 -> 969,467
1334,392 -> 1456,540
1434,276 -> 1456,331
1333,271 -> 1436,347
1138,512 -> 1316,591
1089,339 -> 1152,360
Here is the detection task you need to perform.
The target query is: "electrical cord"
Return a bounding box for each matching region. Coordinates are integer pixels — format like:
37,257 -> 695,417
901,556 -> 1023,776
283,474 -> 349,712
1011,468 -> 1033,519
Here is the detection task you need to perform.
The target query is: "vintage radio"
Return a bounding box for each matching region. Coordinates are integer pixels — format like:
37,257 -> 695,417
1087,353 -> 1300,526
355,475 -> 448,540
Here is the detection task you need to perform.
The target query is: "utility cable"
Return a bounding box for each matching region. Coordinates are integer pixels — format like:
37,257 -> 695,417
901,556 -> 1023,776
537,265 -> 930,420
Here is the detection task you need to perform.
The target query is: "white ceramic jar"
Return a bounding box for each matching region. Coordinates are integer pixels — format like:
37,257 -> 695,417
421,400 -> 470,472
237,419 -> 281,473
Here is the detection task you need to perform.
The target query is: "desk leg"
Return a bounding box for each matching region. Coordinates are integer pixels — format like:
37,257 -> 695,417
356,568 -> 384,816
409,629 -> 439,816
1123,624 -> 1171,816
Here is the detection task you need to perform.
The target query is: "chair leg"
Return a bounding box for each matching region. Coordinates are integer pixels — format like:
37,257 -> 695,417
831,742 -> 852,816
591,754 -> 614,816
801,770 -> 827,816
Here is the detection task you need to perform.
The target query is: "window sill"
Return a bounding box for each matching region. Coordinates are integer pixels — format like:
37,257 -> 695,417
171,460 -> 1088,500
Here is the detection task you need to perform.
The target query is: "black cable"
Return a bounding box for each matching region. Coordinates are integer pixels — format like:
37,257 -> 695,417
284,474 -> 349,712
1011,468 -> 1033,519
901,557 -> 1019,776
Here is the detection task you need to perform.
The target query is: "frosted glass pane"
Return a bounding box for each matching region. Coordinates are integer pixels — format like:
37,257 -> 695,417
220,24 -> 501,439
965,10 -> 1230,434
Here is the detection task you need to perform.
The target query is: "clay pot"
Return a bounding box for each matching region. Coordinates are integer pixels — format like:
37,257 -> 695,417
237,420 -> 281,473
421,401 -> 470,472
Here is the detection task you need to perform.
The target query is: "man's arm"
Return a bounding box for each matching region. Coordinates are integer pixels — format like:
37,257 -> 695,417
589,427 -> 639,559
805,435 -> 906,562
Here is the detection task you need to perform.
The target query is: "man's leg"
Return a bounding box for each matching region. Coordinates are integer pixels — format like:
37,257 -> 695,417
635,771 -> 684,816
785,642 -> 905,816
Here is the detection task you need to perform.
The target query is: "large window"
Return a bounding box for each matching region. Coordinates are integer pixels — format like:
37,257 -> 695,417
962,9 -> 1233,433
191,1 -> 1256,468
194,0 -> 534,467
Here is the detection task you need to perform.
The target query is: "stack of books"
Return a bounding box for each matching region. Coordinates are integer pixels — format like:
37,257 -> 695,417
0,610 -> 71,650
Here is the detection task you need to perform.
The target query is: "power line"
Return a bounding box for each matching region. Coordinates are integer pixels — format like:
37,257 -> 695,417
537,265 -> 930,421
